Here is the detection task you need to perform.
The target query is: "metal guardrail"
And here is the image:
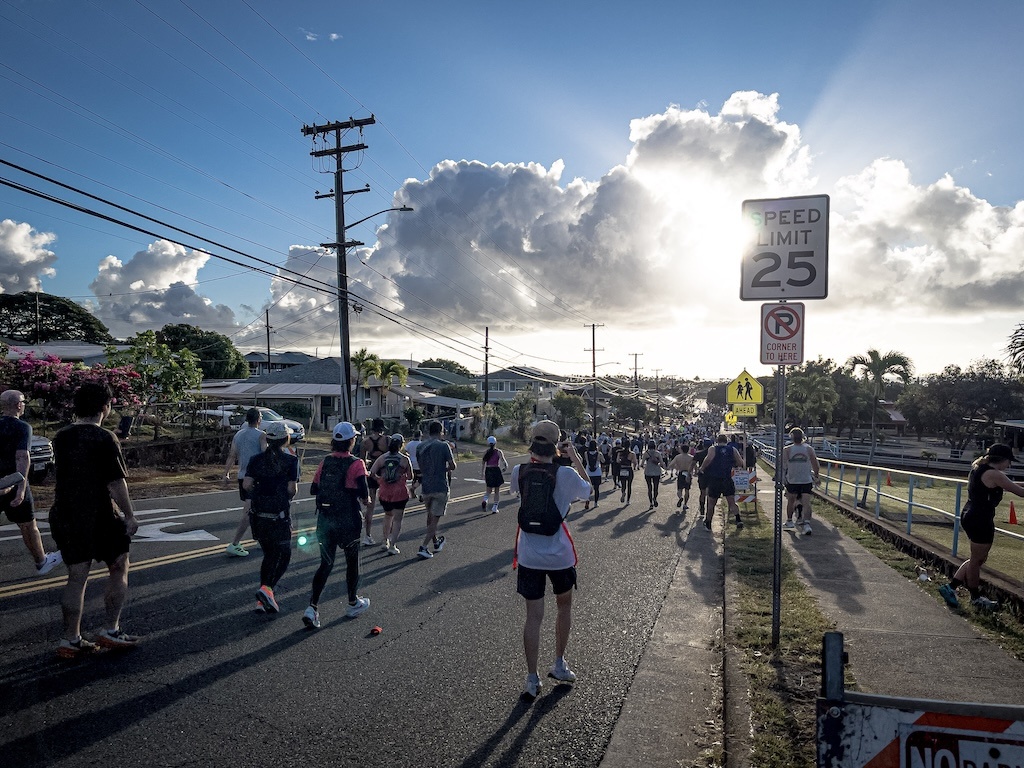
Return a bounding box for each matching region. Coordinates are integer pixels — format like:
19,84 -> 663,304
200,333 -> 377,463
754,440 -> 1024,559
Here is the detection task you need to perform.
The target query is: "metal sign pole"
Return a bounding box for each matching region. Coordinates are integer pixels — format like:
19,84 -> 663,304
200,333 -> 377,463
772,363 -> 786,647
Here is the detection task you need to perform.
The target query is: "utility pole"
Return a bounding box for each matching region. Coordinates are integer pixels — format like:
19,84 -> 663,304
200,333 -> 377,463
265,309 -> 273,377
483,327 -> 490,434
629,352 -> 643,432
34,292 -> 40,344
302,116 -> 375,423
585,324 -> 604,435
653,368 -> 662,425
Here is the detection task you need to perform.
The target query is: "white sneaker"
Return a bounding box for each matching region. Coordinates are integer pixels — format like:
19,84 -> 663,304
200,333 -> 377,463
346,596 -> 370,617
523,673 -> 542,699
548,659 -> 577,682
387,543 -> 401,555
491,504 -> 499,514
302,606 -> 321,629
381,542 -> 391,553
36,551 -> 63,576
362,535 -> 375,546
783,520 -> 796,530
417,546 -> 433,559
801,522 -> 812,536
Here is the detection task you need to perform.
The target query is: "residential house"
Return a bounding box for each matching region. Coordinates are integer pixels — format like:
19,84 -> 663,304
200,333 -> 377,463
245,351 -> 318,378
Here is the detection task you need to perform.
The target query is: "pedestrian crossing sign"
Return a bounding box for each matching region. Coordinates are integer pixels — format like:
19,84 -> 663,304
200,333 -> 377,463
727,370 -> 764,404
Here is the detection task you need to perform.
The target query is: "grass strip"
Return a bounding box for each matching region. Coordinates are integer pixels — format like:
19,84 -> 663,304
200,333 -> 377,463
726,509 -> 841,768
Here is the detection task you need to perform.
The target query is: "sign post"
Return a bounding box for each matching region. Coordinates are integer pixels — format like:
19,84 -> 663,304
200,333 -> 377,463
741,194 -> 829,648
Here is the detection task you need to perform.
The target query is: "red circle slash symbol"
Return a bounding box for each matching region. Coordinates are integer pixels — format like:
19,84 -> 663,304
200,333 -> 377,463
765,307 -> 801,340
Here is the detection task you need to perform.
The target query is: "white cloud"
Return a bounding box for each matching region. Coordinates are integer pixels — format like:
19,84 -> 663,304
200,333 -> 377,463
0,219 -> 57,294
329,33 -> 340,41
88,240 -> 236,337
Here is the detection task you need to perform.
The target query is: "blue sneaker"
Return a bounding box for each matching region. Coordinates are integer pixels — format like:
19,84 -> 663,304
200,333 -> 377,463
938,584 -> 959,608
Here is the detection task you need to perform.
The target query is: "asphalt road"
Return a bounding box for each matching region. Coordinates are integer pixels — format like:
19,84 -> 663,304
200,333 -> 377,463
0,455 -> 692,768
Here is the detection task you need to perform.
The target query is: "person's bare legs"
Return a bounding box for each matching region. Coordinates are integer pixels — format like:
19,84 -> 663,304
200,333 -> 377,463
523,598 -> 544,676
103,553 -> 130,632
17,519 -> 46,564
554,589 -> 573,660
61,561 -> 92,641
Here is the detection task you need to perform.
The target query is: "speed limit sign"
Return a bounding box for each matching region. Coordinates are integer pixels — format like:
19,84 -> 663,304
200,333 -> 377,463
740,195 -> 829,301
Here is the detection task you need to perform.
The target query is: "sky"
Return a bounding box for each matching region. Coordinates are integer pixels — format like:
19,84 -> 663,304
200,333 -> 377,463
2,0 -> 1024,382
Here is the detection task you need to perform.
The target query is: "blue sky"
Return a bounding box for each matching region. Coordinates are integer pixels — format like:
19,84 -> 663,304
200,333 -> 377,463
2,0 -> 1023,380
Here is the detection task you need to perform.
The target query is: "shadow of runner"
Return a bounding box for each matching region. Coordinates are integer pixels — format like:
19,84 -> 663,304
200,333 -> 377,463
454,685 -> 574,768
1,630 -> 317,768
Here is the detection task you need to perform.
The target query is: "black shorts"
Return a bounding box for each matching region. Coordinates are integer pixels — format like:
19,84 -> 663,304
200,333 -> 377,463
380,499 -> 409,513
707,476 -> 735,499
484,466 -> 504,489
52,512 -> 131,567
367,476 -> 381,491
517,565 -> 577,600
960,505 -> 996,545
697,473 -> 709,490
0,488 -> 34,524
676,473 -> 692,490
237,479 -> 250,502
786,483 -> 814,496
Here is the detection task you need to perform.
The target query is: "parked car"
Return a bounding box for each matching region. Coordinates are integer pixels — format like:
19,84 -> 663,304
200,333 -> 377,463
199,405 -> 305,442
29,435 -> 54,483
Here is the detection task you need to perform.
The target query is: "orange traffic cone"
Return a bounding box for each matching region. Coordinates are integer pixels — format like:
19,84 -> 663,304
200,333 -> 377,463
1010,501 -> 1018,526
886,472 -> 892,487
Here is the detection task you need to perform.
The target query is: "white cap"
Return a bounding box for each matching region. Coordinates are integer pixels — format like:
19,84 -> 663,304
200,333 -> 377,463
333,421 -> 357,440
263,421 -> 291,440
486,435 -> 497,445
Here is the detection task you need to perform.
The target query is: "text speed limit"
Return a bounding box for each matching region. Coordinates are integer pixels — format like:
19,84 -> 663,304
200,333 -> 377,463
741,195 -> 829,301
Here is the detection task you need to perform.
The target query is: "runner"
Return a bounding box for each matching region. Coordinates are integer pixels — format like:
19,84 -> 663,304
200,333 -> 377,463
642,440 -> 663,510
222,407 -> 265,558
610,438 -> 622,489
359,418 -> 389,545
938,443 -> 1024,610
244,421 -> 299,614
699,434 -> 744,529
415,422 -> 456,559
693,438 -> 712,516
583,440 -> 603,510
510,420 -> 592,699
480,435 -> 509,514
782,427 -> 820,535
303,421 -> 370,629
405,430 -> 423,499
371,434 -> 412,554
667,443 -> 694,513
614,440 -> 638,505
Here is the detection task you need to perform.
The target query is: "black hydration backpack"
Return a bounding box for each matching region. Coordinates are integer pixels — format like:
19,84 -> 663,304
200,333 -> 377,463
380,454 -> 403,485
316,455 -> 359,517
517,462 -> 563,535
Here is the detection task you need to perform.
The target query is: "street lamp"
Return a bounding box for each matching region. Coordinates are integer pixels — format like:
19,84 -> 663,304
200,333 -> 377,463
321,205 -> 413,423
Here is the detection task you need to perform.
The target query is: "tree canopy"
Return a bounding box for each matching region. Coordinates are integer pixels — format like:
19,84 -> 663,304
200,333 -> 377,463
419,358 -> 473,378
156,323 -> 248,379
437,384 -> 479,402
551,390 -> 587,427
105,330 -> 202,405
0,292 -> 114,344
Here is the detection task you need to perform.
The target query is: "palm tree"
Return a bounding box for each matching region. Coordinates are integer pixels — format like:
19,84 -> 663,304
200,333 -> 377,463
376,360 -> 408,416
846,349 -> 914,465
350,348 -> 380,420
1007,324 -> 1024,376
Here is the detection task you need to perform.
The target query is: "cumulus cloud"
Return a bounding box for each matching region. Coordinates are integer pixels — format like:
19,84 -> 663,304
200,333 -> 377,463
0,219 -> 57,294
89,240 -> 236,337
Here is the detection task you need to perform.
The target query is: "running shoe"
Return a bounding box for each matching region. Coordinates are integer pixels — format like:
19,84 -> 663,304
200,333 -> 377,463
36,551 -> 63,576
362,535 -> 375,546
801,522 -> 812,536
654,500 -> 659,508
96,627 -> 139,649
254,601 -> 266,613
491,504 -> 499,514
225,543 -> 249,557
548,659 -> 577,682
433,535 -> 446,552
346,596 -> 370,618
257,585 -> 279,613
676,499 -> 682,508
971,596 -> 999,611
387,543 -> 401,555
938,583 -> 960,608
302,606 -> 321,629
523,673 -> 543,699
481,500 -> 487,512
683,504 -> 689,511
417,546 -> 434,559
735,514 -> 743,526
382,542 -> 391,552
703,517 -> 712,530
782,520 -> 796,530
620,493 -> 626,503
56,636 -> 100,659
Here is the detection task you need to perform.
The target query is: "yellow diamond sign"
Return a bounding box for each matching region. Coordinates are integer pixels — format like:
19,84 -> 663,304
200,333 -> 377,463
727,370 -> 764,405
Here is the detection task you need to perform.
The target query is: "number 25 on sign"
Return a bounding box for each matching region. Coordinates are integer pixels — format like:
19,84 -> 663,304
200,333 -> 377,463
740,195 -> 829,301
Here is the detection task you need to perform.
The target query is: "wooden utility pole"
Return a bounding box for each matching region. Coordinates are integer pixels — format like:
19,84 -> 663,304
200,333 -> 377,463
585,324 -> 604,434
302,116 -> 375,422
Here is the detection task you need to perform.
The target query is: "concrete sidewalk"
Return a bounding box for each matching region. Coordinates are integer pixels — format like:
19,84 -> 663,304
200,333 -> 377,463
776,486 -> 1024,704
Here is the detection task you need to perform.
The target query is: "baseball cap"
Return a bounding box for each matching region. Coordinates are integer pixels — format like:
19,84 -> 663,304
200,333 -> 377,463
332,421 -> 357,440
530,420 -> 560,444
390,433 -> 404,443
987,443 -> 1015,463
486,435 -> 497,445
263,421 -> 291,440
